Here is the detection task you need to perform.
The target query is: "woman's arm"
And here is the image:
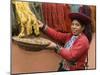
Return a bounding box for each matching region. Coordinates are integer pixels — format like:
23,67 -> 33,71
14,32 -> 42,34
38,20 -> 71,44
43,25 -> 71,44
57,37 -> 89,62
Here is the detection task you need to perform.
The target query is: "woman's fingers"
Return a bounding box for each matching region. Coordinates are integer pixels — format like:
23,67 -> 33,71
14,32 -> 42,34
48,41 -> 57,48
37,20 -> 41,24
37,20 -> 44,28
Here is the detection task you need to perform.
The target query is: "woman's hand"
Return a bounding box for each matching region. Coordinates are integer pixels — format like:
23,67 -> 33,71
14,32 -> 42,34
48,41 -> 57,48
47,41 -> 62,53
38,20 -> 44,29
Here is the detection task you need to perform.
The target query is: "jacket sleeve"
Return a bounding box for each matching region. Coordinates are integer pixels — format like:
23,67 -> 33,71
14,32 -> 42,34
44,27 -> 71,43
59,38 -> 89,61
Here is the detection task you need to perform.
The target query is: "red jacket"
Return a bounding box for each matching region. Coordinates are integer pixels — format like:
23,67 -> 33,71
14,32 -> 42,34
44,27 -> 89,70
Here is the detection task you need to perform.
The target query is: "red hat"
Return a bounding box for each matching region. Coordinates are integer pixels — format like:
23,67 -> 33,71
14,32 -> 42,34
69,13 -> 91,25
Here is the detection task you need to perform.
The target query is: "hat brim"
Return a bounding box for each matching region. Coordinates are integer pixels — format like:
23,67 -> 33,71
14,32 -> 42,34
69,13 -> 91,24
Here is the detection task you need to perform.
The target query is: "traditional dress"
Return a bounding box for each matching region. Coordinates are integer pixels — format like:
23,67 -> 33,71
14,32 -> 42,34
44,27 -> 89,70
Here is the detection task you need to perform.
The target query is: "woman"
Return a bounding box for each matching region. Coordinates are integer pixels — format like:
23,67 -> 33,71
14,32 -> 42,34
38,12 -> 92,71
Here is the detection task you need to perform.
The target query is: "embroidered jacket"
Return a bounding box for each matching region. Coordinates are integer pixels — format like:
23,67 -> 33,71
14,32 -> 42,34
44,27 -> 89,70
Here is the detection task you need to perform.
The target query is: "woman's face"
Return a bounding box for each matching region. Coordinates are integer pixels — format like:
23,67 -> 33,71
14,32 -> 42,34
71,20 -> 84,36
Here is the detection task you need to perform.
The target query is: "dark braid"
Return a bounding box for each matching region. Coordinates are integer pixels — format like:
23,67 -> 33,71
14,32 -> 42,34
78,19 -> 92,43
83,23 -> 92,43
